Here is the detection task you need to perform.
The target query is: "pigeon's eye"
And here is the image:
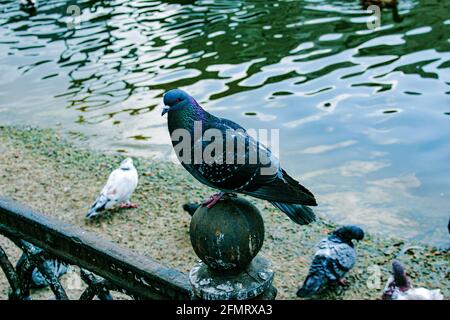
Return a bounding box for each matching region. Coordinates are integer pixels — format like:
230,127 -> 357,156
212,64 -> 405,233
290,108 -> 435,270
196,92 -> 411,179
176,98 -> 181,103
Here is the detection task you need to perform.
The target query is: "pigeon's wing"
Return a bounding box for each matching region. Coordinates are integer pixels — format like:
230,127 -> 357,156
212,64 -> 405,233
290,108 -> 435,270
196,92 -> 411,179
242,167 -> 317,205
217,117 -> 246,131
312,239 -> 356,282
115,170 -> 138,202
185,115 -> 316,206
308,252 -> 333,277
89,169 -> 122,211
309,240 -> 341,282
100,169 -> 121,197
217,121 -> 316,205
101,168 -> 137,202
217,117 -> 316,204
333,242 -> 357,273
184,120 -> 279,192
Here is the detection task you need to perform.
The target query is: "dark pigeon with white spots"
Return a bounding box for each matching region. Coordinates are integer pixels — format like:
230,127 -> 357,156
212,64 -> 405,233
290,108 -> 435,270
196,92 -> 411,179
162,89 -> 317,225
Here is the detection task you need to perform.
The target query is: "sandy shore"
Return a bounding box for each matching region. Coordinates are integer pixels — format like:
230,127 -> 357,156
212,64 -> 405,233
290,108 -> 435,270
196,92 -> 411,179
0,126 -> 448,300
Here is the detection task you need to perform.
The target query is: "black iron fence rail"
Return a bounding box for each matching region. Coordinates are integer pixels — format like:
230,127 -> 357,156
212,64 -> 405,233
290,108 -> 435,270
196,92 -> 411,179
0,197 -> 193,300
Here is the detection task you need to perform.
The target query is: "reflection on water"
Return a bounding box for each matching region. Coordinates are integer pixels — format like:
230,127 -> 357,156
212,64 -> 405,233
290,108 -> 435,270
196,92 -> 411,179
0,0 -> 449,246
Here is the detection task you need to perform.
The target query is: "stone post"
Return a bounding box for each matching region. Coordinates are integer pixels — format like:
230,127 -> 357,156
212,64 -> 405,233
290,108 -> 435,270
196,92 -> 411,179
188,196 -> 276,300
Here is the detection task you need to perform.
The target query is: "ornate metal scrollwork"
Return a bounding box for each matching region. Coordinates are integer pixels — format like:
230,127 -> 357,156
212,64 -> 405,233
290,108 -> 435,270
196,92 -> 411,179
0,197 -> 193,300
0,240 -> 138,300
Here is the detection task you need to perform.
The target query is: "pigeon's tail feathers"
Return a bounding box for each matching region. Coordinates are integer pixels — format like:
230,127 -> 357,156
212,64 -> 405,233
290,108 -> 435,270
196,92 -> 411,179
280,169 -> 317,203
270,202 -> 316,225
86,194 -> 108,219
296,274 -> 326,298
245,169 -> 317,206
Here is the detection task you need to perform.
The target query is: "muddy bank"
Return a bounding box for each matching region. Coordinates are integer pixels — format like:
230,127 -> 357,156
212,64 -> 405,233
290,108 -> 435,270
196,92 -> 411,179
0,126 -> 448,299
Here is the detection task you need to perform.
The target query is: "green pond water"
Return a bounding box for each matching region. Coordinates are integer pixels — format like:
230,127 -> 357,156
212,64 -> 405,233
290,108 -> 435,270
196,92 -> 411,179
0,0 -> 449,246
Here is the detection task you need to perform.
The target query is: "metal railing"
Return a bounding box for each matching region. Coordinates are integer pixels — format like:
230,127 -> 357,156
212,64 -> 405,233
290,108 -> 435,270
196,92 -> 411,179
0,197 -> 193,300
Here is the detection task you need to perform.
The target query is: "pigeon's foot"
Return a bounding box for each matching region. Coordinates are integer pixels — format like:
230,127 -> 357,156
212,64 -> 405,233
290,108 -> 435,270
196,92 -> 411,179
119,202 -> 138,209
202,192 -> 225,209
338,278 -> 349,286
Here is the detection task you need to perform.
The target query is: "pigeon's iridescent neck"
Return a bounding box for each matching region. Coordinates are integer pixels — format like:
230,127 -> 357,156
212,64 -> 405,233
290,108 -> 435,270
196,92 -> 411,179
167,97 -> 208,134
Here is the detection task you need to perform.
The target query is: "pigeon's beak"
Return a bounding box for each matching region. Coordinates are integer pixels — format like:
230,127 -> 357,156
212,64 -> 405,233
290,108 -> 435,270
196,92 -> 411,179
161,106 -> 170,116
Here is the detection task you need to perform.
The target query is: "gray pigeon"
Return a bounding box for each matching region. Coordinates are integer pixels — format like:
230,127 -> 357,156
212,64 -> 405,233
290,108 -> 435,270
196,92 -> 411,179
30,260 -> 68,288
16,252 -> 68,289
162,89 -> 317,225
296,225 -> 364,298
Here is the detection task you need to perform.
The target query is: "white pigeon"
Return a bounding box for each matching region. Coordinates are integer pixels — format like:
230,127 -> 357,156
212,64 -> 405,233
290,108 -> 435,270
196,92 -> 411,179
382,260 -> 444,300
86,158 -> 138,219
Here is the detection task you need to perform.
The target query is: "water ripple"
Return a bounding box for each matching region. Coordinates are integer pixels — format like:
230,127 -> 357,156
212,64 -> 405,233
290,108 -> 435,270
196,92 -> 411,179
1,0 -> 449,245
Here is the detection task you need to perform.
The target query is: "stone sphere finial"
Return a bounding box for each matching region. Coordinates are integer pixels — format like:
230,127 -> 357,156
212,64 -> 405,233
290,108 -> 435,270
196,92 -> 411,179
188,196 -> 275,300
189,197 -> 264,272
